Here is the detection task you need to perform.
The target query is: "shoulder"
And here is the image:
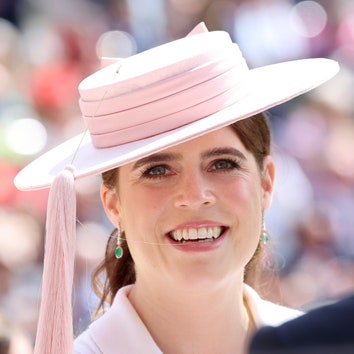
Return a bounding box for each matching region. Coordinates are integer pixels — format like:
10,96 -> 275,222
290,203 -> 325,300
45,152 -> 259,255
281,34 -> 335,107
74,285 -> 134,354
74,330 -> 101,354
243,284 -> 303,327
74,285 -> 162,354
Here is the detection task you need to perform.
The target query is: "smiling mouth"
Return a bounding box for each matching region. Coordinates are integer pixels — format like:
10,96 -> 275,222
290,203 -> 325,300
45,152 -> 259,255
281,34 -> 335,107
169,226 -> 226,243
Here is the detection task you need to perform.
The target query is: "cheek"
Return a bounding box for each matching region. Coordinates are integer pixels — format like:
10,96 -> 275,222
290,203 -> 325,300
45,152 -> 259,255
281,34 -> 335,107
227,181 -> 263,266
119,187 -> 166,233
224,178 -> 263,242
131,190 -> 167,220
222,177 -> 262,209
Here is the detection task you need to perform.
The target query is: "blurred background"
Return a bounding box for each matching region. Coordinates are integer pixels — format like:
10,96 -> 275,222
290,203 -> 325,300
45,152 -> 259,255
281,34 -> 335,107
1,0 -> 354,351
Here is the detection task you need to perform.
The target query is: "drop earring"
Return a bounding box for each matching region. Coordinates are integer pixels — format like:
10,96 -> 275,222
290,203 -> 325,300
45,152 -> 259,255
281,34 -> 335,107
115,224 -> 123,259
262,217 -> 269,245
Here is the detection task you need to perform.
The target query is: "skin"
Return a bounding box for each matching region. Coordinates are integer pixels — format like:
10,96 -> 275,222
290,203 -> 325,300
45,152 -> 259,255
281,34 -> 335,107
101,126 -> 275,354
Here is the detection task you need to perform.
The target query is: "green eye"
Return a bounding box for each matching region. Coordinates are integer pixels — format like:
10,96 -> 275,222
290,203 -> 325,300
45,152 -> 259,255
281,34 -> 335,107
214,160 -> 232,169
142,164 -> 170,178
148,166 -> 167,175
212,159 -> 239,170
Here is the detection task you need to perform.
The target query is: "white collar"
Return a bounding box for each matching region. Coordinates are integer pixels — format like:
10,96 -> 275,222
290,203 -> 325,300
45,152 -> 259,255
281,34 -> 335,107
87,284 -> 301,353
243,283 -> 303,327
89,285 -> 162,354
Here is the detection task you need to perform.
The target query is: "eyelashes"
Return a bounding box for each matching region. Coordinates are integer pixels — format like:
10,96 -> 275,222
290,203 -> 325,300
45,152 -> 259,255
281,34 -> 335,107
141,164 -> 171,179
210,158 -> 241,171
139,158 -> 243,180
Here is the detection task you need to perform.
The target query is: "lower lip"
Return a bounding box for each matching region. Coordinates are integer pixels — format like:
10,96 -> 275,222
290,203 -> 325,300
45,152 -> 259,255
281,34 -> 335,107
166,230 -> 227,252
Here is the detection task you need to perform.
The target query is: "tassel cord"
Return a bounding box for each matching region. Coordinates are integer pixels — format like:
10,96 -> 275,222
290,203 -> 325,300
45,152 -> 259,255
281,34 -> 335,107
34,166 -> 76,354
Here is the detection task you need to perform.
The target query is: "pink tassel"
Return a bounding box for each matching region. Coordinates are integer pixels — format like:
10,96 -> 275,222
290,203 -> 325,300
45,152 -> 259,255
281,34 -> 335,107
34,165 -> 76,354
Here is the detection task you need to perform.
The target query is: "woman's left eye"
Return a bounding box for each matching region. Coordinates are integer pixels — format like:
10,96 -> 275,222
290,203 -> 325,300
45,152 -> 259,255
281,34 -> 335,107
211,159 -> 239,171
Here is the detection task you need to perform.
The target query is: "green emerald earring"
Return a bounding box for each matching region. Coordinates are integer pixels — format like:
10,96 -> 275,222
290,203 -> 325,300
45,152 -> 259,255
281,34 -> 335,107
115,224 -> 123,259
262,217 -> 269,245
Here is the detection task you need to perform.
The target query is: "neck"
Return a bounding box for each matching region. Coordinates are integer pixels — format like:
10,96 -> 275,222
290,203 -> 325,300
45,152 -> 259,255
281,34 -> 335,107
128,276 -> 254,354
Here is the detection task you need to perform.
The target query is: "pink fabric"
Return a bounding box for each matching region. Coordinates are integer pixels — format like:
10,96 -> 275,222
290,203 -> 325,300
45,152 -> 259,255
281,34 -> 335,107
80,44 -> 250,148
79,45 -> 242,115
83,69 -> 242,130
88,85 -> 248,147
34,166 -> 76,354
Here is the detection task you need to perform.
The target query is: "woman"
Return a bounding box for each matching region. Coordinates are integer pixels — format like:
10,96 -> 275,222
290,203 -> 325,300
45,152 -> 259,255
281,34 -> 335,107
14,23 -> 338,354
77,114 -> 295,354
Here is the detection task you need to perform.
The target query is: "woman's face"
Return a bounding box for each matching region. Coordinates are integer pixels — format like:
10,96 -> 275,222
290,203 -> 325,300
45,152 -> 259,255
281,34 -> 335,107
102,126 -> 274,290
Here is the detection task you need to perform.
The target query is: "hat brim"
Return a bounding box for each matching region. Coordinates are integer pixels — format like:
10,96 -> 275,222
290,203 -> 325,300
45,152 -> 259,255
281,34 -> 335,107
15,58 -> 338,191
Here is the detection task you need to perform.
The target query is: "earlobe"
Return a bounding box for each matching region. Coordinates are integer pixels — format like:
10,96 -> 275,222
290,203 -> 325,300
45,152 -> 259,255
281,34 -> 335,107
100,184 -> 121,225
261,156 -> 275,211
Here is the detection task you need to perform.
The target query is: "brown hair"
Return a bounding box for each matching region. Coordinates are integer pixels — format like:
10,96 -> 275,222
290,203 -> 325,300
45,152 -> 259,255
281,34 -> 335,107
92,112 -> 272,314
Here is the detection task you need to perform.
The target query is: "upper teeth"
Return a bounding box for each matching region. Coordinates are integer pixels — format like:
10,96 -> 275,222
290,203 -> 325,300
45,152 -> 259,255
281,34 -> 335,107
170,227 -> 223,242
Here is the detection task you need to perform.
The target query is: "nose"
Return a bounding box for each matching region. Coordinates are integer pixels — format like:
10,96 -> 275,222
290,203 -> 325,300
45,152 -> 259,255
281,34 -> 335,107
174,171 -> 216,209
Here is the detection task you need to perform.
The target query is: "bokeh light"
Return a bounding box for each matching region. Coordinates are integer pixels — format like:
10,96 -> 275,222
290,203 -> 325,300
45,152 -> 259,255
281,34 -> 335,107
4,118 -> 47,156
96,30 -> 137,60
290,1 -> 327,38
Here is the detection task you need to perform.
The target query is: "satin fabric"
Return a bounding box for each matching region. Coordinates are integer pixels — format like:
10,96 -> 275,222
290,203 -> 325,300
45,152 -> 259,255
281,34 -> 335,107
74,284 -> 302,354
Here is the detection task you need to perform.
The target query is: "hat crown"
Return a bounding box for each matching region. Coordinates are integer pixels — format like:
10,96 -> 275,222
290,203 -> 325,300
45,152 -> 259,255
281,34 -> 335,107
79,30 -> 250,148
79,30 -> 239,99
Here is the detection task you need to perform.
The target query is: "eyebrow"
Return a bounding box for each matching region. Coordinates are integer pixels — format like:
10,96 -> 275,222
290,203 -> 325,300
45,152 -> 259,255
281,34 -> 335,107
201,147 -> 247,161
131,147 -> 247,171
132,153 -> 182,171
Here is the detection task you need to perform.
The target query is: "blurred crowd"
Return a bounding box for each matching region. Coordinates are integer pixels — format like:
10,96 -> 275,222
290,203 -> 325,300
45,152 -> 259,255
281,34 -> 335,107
1,0 -> 354,351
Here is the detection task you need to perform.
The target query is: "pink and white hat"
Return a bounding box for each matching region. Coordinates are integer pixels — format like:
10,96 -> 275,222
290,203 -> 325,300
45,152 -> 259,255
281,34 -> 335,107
14,23 -> 339,354
14,22 -> 339,190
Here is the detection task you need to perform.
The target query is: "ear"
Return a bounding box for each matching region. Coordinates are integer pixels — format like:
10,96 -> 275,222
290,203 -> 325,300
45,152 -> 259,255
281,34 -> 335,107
100,183 -> 121,226
261,155 -> 275,211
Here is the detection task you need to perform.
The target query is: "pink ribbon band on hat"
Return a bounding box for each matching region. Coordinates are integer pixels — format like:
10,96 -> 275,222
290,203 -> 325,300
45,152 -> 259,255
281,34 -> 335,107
89,85 -> 248,147
79,44 -> 243,115
83,64 -> 248,135
80,45 -> 249,148
79,30 -> 233,101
